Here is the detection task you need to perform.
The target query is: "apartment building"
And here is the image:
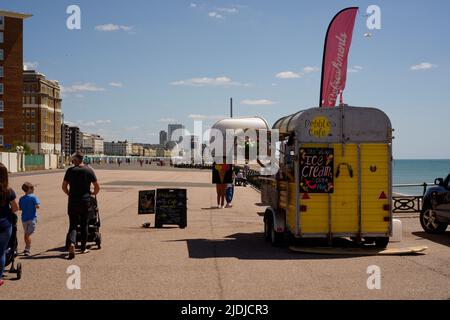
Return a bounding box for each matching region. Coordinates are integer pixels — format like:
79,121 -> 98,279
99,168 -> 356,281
104,141 -> 132,156
0,10 -> 32,149
23,70 -> 62,154
82,132 -> 104,155
69,126 -> 82,154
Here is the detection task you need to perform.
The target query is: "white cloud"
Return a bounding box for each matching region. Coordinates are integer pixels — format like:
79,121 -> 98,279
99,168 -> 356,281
158,118 -> 177,123
147,132 -> 159,136
276,71 -> 301,79
348,65 -> 363,73
61,83 -> 106,93
65,121 -> 76,127
24,61 -> 38,70
411,62 -> 437,71
95,24 -> 133,32
125,126 -> 140,131
171,76 -> 248,87
76,119 -> 111,127
275,66 -> 320,79
109,82 -> 124,87
302,66 -> 320,74
208,12 -> 224,19
241,99 -> 278,106
95,120 -> 112,124
188,114 -> 227,120
190,3 -> 197,8
217,7 -> 238,14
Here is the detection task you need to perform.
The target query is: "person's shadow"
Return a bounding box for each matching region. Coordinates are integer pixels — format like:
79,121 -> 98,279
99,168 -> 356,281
21,246 -> 68,260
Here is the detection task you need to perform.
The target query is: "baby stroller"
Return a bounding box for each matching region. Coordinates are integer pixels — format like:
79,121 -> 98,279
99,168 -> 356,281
4,213 -> 22,280
65,196 -> 102,250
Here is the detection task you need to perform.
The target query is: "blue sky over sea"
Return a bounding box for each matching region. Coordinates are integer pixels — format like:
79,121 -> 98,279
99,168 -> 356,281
2,0 -> 449,158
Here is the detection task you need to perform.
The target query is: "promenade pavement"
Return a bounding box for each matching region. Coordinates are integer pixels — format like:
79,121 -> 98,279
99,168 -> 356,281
1,167 -> 449,299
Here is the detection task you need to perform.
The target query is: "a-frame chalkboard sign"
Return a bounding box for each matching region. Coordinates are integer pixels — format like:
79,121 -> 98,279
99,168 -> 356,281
155,188 -> 187,228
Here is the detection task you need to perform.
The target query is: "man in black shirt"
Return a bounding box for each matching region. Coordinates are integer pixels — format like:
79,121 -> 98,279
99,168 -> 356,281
62,152 -> 100,259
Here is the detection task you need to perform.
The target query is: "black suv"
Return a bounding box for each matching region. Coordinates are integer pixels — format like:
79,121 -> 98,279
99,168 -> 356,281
420,174 -> 450,234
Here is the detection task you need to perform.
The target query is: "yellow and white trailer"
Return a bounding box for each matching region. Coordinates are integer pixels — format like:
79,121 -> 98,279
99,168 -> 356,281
261,105 -> 393,247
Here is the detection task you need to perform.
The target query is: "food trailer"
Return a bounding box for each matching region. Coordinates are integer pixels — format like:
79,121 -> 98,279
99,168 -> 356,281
210,116 -> 271,163
261,105 -> 393,248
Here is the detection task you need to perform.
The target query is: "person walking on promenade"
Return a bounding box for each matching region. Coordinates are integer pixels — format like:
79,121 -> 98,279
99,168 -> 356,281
212,159 -> 233,209
225,171 -> 235,208
18,182 -> 41,256
0,163 -> 19,287
62,152 -> 100,260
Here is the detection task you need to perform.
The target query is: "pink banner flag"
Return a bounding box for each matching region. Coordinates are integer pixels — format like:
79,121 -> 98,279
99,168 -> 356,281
320,7 -> 359,108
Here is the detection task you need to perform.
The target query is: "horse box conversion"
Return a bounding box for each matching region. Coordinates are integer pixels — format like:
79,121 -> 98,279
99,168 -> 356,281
261,105 -> 393,247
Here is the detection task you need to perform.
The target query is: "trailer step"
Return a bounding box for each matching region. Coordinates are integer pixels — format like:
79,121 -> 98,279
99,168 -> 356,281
289,245 -> 428,256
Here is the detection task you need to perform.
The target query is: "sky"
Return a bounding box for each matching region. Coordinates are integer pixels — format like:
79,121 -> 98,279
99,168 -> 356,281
1,0 -> 450,158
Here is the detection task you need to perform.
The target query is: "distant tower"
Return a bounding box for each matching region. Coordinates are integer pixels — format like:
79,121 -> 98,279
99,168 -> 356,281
167,124 -> 184,143
159,130 -> 168,146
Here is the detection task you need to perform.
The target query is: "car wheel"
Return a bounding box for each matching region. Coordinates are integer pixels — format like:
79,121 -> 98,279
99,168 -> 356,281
420,205 -> 448,234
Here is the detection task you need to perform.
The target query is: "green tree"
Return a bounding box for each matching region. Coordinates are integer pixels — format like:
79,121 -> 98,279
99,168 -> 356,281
10,141 -> 33,155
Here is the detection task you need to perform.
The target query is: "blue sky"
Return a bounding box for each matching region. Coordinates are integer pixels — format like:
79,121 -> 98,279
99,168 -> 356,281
2,0 -> 450,158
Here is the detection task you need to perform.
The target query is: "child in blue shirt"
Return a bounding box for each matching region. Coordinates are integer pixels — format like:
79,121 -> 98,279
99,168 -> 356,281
19,182 -> 41,256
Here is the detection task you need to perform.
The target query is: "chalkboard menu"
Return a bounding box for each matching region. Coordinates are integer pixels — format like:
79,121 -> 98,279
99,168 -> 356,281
299,148 -> 334,193
155,189 -> 187,228
138,190 -> 155,215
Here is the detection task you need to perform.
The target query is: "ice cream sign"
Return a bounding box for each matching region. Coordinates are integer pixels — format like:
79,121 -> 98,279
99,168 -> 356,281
305,116 -> 335,138
299,147 -> 334,193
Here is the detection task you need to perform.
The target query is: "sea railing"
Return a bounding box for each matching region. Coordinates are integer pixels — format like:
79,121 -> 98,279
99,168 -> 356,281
392,182 -> 433,214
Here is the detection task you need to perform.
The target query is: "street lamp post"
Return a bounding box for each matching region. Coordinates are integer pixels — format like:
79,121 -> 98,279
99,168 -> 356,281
16,145 -> 24,172
60,113 -> 65,169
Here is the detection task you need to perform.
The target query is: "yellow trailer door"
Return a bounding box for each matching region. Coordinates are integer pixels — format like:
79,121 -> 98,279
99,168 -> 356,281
360,144 -> 391,235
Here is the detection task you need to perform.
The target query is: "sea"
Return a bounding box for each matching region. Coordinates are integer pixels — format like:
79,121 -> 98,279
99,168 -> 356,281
393,160 -> 450,196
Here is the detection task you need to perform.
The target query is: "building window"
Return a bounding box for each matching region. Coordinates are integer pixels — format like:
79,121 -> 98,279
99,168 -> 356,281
0,32 -> 3,43
0,118 -> 3,129
0,16 -> 4,30
31,135 -> 35,143
0,83 -> 3,94
31,96 -> 35,104
0,135 -> 3,146
31,123 -> 35,131
26,123 -> 30,131
0,100 -> 3,112
0,66 -> 3,78
0,49 -> 3,61
31,110 -> 35,117
26,110 -> 30,117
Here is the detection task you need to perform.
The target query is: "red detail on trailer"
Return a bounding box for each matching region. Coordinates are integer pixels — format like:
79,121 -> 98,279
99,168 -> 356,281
302,193 -> 311,200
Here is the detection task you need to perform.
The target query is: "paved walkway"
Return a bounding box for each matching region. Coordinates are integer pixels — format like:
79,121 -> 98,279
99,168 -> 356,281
1,169 -> 449,299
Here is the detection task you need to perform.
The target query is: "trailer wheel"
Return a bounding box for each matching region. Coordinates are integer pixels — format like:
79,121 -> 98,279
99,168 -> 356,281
420,204 -> 448,234
374,237 -> 389,249
264,213 -> 271,242
270,218 -> 284,247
